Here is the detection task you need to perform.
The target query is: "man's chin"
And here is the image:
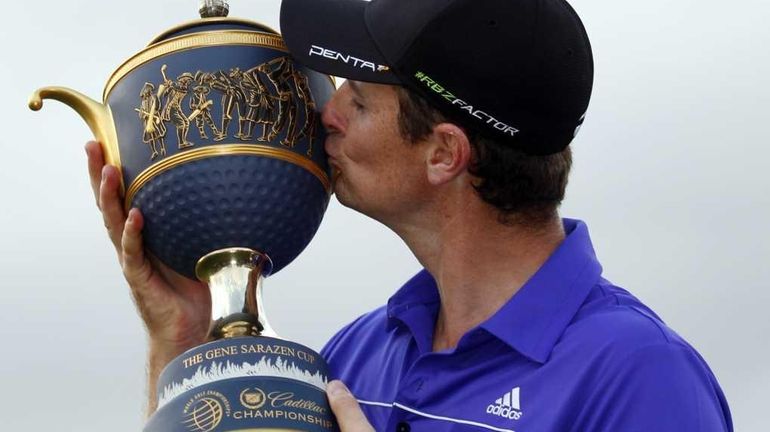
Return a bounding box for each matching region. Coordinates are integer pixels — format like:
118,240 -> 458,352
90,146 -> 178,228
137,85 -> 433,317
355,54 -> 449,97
329,173 -> 365,214
331,182 -> 355,210
331,167 -> 341,190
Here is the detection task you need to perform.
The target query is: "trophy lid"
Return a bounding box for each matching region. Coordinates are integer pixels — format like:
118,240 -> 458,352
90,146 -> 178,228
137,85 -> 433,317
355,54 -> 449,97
146,1 -> 278,46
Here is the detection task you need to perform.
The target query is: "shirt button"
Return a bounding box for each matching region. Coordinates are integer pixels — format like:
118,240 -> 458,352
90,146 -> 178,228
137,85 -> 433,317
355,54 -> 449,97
396,422 -> 411,432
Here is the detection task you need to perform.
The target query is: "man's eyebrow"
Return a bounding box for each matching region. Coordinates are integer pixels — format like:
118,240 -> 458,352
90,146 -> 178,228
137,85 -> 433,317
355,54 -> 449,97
347,80 -> 365,98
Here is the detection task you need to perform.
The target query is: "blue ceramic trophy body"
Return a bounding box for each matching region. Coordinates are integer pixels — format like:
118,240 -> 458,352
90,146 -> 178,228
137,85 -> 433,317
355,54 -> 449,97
30,2 -> 338,431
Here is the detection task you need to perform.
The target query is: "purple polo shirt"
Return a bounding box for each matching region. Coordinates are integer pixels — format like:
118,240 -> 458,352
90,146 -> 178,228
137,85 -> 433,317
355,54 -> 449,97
321,219 -> 732,432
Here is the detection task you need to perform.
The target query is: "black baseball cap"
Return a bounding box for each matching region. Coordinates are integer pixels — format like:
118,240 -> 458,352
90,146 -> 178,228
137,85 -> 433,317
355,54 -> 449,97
280,0 -> 593,155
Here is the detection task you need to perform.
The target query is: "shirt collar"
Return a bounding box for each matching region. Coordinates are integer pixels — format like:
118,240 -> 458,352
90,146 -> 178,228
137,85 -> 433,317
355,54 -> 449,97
386,218 -> 603,363
386,270 -> 441,353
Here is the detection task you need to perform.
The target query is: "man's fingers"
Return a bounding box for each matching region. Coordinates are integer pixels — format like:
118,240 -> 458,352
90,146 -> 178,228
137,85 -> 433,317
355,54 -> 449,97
327,381 -> 374,432
121,208 -> 153,290
99,164 -> 126,252
85,141 -> 105,208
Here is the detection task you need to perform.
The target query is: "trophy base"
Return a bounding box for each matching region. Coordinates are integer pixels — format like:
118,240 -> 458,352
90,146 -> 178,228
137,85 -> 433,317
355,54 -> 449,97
145,336 -> 337,432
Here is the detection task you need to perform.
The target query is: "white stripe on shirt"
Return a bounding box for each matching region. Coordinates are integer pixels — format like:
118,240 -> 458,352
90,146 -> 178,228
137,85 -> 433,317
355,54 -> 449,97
355,399 -> 516,432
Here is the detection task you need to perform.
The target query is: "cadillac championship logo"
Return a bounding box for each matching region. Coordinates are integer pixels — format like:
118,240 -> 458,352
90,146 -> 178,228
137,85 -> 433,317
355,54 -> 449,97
182,390 -> 232,432
240,387 -> 267,410
231,389 -> 334,429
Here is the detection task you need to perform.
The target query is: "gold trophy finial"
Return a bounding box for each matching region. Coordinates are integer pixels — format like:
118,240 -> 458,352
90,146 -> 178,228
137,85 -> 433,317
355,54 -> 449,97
199,0 -> 229,18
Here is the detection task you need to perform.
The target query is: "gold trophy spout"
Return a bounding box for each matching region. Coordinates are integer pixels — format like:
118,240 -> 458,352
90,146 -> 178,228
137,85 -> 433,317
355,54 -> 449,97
29,86 -> 124,192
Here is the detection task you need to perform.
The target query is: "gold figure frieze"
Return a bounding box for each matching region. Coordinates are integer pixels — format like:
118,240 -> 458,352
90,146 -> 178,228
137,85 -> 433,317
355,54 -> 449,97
135,58 -> 319,162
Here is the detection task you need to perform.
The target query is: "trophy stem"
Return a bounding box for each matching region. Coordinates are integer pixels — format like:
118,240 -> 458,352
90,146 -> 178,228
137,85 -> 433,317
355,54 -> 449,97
195,247 -> 276,340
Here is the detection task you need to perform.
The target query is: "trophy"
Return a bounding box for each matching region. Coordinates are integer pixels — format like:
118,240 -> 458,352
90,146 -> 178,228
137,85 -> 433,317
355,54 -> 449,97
29,1 -> 337,431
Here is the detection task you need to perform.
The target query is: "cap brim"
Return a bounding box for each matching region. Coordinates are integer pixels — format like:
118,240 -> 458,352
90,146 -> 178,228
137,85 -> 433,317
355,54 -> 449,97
280,0 -> 400,84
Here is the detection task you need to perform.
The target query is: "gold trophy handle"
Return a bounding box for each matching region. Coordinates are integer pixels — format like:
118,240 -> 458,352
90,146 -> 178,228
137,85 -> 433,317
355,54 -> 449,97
29,86 -> 124,193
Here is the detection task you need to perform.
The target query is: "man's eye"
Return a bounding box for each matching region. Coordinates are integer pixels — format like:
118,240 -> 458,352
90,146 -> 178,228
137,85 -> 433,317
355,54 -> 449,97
351,99 -> 365,111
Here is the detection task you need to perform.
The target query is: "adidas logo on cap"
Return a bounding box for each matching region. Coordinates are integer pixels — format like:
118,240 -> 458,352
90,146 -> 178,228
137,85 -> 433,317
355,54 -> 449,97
486,387 -> 523,420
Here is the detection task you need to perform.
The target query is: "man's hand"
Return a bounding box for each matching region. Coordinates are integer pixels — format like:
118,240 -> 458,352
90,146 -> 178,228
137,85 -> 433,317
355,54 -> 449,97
327,380 -> 375,432
85,140 -> 212,413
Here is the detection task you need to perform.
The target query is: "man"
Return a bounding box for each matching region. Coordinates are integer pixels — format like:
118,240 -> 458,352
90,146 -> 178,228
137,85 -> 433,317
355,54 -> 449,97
86,0 -> 733,431
136,82 -> 167,160
292,68 -> 319,156
211,67 -> 246,141
239,66 -> 274,142
190,71 -> 221,140
159,70 -> 196,149
260,56 -> 300,146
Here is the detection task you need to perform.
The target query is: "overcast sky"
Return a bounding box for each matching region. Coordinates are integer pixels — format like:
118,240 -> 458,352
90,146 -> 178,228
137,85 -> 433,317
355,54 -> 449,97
1,0 -> 768,430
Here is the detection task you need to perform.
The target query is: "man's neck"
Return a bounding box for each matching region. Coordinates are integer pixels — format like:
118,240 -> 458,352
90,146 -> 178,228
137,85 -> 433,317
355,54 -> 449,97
392,201 -> 565,352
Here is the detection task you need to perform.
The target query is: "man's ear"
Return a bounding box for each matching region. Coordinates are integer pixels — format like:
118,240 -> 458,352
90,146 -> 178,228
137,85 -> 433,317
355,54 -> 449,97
425,123 -> 472,185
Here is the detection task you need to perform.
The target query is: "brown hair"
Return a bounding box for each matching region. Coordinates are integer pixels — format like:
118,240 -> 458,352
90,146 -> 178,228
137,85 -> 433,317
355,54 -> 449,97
396,87 -> 572,226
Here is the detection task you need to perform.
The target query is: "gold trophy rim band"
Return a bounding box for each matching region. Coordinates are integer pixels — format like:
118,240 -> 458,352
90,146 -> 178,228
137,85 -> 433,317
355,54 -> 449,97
124,143 -> 332,210
103,29 -> 288,101
148,17 -> 281,46
146,17 -> 334,87
196,247 -> 269,282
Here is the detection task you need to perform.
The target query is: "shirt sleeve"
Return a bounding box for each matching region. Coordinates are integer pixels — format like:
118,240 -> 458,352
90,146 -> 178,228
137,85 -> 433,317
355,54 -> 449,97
582,342 -> 733,432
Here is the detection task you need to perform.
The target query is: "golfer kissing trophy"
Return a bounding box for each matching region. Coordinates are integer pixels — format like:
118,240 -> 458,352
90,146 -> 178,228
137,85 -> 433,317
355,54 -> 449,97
29,1 -> 337,431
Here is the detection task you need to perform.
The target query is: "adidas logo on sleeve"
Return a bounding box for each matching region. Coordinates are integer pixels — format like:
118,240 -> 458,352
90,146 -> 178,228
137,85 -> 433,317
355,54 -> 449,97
486,387 -> 523,420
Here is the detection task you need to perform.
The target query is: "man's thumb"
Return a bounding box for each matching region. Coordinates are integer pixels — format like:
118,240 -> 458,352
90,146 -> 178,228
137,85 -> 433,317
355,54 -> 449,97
327,380 -> 374,432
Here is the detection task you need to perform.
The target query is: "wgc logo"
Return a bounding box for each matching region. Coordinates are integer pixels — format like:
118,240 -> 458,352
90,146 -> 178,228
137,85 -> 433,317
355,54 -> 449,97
182,390 -> 232,432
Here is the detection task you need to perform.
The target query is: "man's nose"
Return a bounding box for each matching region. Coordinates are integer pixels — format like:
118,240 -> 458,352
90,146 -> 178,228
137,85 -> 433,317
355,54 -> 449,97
321,94 -> 345,136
